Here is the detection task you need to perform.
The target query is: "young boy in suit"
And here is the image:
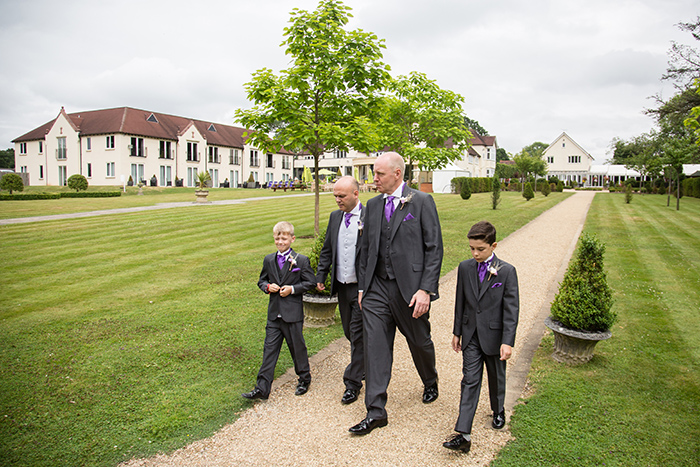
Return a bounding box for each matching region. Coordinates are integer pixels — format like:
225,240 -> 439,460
242,221 -> 317,400
443,221 -> 519,454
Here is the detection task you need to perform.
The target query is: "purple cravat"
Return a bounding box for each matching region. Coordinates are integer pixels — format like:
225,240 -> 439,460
277,253 -> 287,270
478,261 -> 489,283
384,196 -> 395,223
344,212 -> 353,228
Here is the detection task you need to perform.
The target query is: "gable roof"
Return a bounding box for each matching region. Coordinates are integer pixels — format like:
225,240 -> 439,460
543,131 -> 593,160
468,130 -> 497,147
12,106 -> 250,149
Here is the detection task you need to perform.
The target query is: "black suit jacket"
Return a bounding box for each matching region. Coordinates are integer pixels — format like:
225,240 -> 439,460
257,249 -> 316,323
358,184 -> 443,304
453,254 -> 519,355
316,206 -> 364,295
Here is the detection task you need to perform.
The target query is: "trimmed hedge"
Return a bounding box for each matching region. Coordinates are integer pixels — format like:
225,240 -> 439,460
682,178 -> 700,198
0,191 -> 121,201
451,177 -> 493,194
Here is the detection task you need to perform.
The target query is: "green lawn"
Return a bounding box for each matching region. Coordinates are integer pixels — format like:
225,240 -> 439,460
0,190 -> 569,466
494,193 -> 700,466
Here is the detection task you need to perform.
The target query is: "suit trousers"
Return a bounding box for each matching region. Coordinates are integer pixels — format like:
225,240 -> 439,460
362,275 -> 438,420
337,282 -> 364,391
256,318 -> 310,397
455,331 -> 506,434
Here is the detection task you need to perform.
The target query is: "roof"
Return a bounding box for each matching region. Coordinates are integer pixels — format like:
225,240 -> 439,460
468,130 -> 497,147
543,131 -> 593,160
12,106 -> 255,150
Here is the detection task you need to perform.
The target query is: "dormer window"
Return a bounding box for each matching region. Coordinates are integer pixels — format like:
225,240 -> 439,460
208,124 -> 217,132
147,113 -> 158,123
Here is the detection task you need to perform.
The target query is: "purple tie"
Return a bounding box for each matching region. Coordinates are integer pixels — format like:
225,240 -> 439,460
277,253 -> 287,270
478,261 -> 488,283
384,196 -> 395,223
344,212 -> 353,228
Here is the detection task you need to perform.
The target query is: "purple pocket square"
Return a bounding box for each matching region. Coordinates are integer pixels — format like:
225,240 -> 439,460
491,282 -> 503,289
291,267 -> 301,272
403,213 -> 415,222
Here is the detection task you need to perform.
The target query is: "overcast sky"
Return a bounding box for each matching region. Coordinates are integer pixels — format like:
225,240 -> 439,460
1,0 -> 697,162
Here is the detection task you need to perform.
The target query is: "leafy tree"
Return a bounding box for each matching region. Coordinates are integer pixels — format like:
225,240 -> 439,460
0,173 -> 23,194
522,181 -> 534,201
491,173 -> 501,209
464,116 -> 488,137
513,142 -> 548,193
496,148 -> 509,162
67,174 -> 88,192
541,179 -> 551,197
378,71 -> 472,177
661,16 -> 700,88
495,162 -> 516,180
0,148 -> 15,169
235,0 -> 390,234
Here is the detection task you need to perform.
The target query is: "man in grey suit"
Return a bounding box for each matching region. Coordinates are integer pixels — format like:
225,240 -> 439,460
349,152 -> 443,435
316,176 -> 365,404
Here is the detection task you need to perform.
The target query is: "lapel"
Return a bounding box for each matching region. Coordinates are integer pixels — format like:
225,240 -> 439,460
355,203 -> 364,250
270,253 -> 282,284
389,184 -> 410,241
278,249 -> 295,284
477,253 -> 498,301
469,259 -> 480,300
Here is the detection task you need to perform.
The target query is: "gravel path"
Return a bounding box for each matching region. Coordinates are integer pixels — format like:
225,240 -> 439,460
122,191 -> 595,467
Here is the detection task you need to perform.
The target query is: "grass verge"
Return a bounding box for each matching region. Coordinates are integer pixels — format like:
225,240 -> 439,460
0,190 -> 569,466
493,193 -> 700,466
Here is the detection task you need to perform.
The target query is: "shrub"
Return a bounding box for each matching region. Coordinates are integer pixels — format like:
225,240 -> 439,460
307,228 -> 331,296
625,184 -> 633,204
556,180 -> 564,192
522,182 -> 534,201
541,180 -> 551,197
0,192 -> 61,200
59,192 -> 121,198
491,174 -> 500,209
682,177 -> 700,198
550,233 -> 615,332
67,174 -> 88,192
460,178 -> 471,200
0,173 -> 24,194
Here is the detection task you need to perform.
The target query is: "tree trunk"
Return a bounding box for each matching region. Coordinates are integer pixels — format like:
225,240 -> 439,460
314,154 -> 320,235
676,175 -> 680,211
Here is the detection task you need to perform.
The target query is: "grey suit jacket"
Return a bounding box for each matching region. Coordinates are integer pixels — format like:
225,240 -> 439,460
316,206 -> 364,296
358,184 -> 443,304
453,254 -> 519,355
257,249 -> 316,323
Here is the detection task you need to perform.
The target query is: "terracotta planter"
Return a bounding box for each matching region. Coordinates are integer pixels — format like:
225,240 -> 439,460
544,316 -> 611,365
195,189 -> 209,203
302,294 -> 338,327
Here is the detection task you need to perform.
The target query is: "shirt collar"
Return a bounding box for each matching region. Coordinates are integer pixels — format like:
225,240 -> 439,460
384,182 -> 405,200
278,249 -> 290,257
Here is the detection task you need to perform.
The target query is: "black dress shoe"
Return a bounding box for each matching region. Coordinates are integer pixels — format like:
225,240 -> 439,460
241,388 -> 268,400
295,380 -> 310,395
492,410 -> 506,429
348,417 -> 388,435
341,388 -> 359,404
443,433 -> 471,453
422,382 -> 438,403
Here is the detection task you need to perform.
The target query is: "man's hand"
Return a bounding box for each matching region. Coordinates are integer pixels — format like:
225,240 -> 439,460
451,335 -> 462,353
358,291 -> 363,310
316,282 -> 325,291
279,285 -> 293,297
268,283 -> 280,294
409,289 -> 430,318
500,344 -> 513,361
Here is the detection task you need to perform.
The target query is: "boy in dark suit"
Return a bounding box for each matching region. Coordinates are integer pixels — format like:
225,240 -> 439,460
443,221 -> 519,453
242,221 -> 317,400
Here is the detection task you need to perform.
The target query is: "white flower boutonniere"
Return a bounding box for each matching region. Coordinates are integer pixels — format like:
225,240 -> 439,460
288,253 -> 298,271
399,193 -> 414,210
487,261 -> 502,281
358,220 -> 364,236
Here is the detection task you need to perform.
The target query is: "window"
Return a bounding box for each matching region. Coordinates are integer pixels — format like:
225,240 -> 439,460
250,150 -> 259,167
282,156 -> 291,170
187,142 -> 198,161
130,137 -> 145,157
106,162 -> 115,177
39,141 -> 43,154
230,149 -> 240,165
208,124 -> 217,132
266,153 -> 274,168
568,155 -> 581,164
187,167 -> 197,187
39,165 -> 44,179
547,156 -> 554,164
209,168 -> 218,187
208,147 -> 220,163
159,141 -> 172,159
486,148 -> 492,160
86,137 -> 92,151
57,137 -> 67,160
19,143 -> 27,154
130,163 -> 145,183
230,170 -> 238,187
20,166 -> 27,173
58,166 -> 67,186
87,163 -> 92,178
562,142 -> 566,148
334,149 -> 348,158
106,135 -> 115,149
147,113 -> 158,123
160,165 -> 172,186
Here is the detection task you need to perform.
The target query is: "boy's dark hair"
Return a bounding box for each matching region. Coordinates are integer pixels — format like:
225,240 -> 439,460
467,221 -> 497,244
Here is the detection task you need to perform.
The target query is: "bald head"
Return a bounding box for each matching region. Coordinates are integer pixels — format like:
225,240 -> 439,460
333,175 -> 360,212
374,152 -> 405,194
